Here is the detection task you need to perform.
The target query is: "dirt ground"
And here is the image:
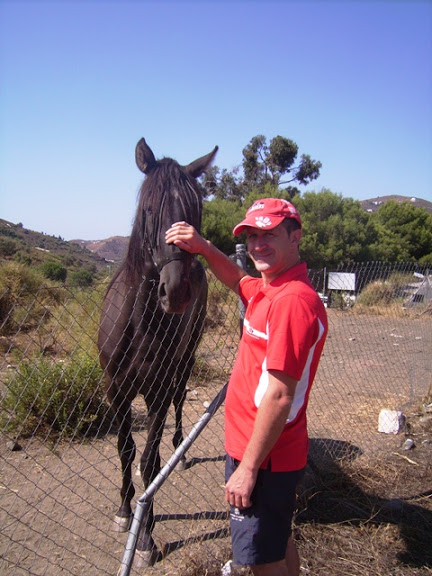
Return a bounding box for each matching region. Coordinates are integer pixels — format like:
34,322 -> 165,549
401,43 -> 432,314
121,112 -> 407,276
1,309 -> 431,575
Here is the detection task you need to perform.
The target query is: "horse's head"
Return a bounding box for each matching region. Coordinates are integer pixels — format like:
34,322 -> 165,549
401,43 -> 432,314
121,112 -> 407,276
133,137 -> 218,314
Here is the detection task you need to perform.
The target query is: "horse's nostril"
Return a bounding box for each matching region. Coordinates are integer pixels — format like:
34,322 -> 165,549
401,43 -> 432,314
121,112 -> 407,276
159,283 -> 166,299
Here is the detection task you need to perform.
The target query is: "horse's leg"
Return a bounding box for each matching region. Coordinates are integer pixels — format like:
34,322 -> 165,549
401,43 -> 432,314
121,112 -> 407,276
135,394 -> 170,568
172,356 -> 194,471
109,388 -> 136,532
173,302 -> 206,469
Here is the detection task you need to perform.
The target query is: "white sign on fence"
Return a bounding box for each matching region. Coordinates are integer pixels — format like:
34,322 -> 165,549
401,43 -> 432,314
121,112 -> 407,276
327,272 -> 356,292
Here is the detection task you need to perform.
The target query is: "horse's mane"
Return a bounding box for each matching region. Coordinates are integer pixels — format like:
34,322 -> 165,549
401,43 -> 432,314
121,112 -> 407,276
124,159 -> 202,280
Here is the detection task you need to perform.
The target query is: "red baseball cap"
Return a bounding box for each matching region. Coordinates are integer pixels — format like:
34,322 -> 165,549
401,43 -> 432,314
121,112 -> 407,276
233,198 -> 302,236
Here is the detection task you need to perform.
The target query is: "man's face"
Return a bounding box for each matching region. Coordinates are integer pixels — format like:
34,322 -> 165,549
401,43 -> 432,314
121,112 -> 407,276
245,222 -> 301,281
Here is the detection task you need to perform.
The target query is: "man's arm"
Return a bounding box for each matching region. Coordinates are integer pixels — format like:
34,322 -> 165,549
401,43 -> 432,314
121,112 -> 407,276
165,221 -> 246,292
225,370 -> 298,509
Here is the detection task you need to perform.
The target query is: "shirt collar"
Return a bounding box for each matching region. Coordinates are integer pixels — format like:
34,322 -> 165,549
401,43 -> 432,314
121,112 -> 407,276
260,261 -> 308,297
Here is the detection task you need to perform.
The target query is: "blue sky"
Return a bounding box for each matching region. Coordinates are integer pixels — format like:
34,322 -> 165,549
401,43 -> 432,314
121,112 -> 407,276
1,0 -> 431,241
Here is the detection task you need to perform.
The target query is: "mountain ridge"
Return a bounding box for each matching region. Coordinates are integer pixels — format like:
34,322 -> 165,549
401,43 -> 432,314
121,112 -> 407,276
71,236 -> 129,262
359,194 -> 432,214
0,218 -> 110,276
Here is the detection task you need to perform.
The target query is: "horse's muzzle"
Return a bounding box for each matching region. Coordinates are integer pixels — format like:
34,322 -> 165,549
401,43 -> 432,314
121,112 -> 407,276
158,278 -> 192,314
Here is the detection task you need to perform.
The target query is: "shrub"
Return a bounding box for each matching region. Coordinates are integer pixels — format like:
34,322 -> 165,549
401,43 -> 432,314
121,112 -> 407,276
0,238 -> 18,257
356,281 -> 395,307
62,255 -> 75,267
48,283 -> 106,358
356,272 -> 412,307
1,353 -> 110,440
40,261 -> 67,282
0,262 -> 66,335
70,269 -> 94,287
14,251 -> 32,266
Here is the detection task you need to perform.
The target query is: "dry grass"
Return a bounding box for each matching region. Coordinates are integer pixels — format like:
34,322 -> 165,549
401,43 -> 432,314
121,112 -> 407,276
163,403 -> 432,576
149,443 -> 432,576
294,436 -> 432,576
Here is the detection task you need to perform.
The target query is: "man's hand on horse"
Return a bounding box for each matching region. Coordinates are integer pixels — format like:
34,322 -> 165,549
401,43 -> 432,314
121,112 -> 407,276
165,222 -> 206,255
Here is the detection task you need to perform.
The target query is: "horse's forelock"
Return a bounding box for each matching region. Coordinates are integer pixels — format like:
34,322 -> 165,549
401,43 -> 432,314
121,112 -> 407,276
136,160 -> 202,250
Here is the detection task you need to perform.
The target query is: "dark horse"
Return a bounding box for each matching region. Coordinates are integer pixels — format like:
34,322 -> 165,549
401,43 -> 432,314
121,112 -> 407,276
98,137 -> 218,567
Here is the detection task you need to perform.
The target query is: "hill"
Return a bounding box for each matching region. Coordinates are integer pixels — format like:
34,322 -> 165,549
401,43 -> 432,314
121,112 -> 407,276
0,218 -> 112,279
71,236 -> 129,262
360,194 -> 432,214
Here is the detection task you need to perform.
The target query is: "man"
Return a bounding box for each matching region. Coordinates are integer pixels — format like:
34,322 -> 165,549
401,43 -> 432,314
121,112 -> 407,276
165,198 -> 328,576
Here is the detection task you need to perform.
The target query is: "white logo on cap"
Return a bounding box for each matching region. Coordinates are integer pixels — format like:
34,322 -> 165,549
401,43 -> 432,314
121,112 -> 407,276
249,202 -> 265,212
255,216 -> 272,228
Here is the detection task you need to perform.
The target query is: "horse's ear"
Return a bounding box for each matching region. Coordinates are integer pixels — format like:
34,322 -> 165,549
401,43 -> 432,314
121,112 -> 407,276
136,138 -> 156,174
184,146 -> 219,178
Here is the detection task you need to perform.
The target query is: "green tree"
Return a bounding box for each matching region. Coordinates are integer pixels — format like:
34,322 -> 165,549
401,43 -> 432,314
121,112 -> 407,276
202,198 -> 245,255
242,135 -> 321,195
201,165 -> 244,201
294,190 -> 376,268
369,201 -> 432,262
201,134 -> 321,202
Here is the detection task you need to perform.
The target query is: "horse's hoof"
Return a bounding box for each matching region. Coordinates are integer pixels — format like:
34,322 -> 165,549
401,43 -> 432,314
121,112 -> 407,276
134,548 -> 160,568
113,514 -> 132,533
176,456 -> 187,471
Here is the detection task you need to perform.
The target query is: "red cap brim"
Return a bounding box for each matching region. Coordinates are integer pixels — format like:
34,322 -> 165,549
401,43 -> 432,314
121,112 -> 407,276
232,215 -> 286,236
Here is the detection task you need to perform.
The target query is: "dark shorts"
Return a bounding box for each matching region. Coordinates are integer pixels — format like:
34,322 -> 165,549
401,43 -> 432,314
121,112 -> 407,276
225,455 -> 305,566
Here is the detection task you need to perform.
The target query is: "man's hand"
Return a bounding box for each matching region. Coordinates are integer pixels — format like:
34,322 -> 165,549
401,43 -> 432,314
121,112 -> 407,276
165,221 -> 207,255
165,221 -> 246,292
225,462 -> 258,509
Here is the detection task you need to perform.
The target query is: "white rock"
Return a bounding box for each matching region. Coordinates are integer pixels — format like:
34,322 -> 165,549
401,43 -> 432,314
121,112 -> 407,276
378,409 -> 405,434
221,560 -> 240,576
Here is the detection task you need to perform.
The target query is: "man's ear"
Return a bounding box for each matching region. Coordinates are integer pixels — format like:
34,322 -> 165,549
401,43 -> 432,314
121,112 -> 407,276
291,228 -> 302,246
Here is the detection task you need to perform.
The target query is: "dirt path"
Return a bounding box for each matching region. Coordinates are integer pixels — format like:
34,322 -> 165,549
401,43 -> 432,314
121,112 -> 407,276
1,310 -> 431,575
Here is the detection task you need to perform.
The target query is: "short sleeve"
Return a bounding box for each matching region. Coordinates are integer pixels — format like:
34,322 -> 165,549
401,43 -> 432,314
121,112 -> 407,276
238,276 -> 262,307
266,294 -> 319,380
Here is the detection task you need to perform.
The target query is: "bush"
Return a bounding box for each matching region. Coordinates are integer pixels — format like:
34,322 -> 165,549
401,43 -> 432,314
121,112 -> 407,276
1,353 -> 110,440
70,269 -> 94,287
356,281 -> 394,307
356,272 -> 412,307
40,261 -> 67,282
0,262 -> 65,336
14,251 -> 32,266
0,238 -> 18,257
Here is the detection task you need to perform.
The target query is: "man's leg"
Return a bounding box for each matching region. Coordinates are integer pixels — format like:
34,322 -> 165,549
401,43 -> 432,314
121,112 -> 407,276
250,536 -> 300,576
285,535 -> 300,575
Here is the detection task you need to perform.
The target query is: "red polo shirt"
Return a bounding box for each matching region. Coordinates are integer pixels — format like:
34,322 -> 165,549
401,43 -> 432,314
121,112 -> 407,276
225,262 -> 328,472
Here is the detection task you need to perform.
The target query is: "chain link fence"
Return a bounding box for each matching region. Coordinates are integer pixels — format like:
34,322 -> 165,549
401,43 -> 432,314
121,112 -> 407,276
1,262 -> 431,575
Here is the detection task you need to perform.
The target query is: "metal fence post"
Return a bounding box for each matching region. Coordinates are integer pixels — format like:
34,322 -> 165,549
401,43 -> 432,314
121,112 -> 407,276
235,244 -> 247,336
118,382 -> 228,576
